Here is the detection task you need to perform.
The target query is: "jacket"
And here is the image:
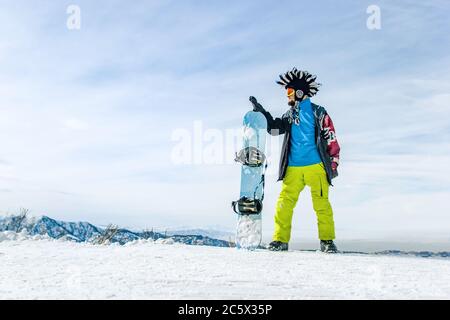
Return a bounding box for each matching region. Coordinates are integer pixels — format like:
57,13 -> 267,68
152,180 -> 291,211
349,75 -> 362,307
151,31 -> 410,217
260,102 -> 340,185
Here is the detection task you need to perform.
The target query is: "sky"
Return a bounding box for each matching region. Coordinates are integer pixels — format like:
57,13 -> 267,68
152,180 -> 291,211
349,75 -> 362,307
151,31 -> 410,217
0,0 -> 449,242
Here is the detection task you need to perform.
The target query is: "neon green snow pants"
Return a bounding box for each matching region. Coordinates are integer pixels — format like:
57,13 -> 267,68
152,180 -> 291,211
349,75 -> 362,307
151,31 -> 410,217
273,163 -> 335,243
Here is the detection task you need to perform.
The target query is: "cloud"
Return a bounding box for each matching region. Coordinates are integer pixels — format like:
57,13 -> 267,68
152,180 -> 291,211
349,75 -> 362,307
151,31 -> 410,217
63,118 -> 89,131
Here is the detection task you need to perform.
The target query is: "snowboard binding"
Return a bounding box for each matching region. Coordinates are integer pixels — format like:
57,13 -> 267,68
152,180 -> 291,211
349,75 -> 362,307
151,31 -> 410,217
234,147 -> 266,167
232,196 -> 263,216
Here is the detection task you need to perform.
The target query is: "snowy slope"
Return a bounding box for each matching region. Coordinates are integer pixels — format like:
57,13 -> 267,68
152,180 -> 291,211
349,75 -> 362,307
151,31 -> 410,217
0,237 -> 449,299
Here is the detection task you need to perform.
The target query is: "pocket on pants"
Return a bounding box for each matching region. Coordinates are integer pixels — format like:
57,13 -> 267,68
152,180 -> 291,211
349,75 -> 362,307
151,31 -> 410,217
318,175 -> 329,198
319,176 -> 323,197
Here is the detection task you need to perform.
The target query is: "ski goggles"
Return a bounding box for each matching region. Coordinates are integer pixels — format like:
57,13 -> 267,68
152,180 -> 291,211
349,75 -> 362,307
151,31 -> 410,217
286,88 -> 295,97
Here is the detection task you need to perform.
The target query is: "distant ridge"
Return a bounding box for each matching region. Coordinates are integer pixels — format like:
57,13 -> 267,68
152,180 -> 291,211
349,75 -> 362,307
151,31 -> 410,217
0,214 -> 231,247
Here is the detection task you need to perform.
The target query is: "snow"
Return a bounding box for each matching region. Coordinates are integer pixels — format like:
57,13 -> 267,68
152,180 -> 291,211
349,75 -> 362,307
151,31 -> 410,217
236,216 -> 262,249
0,230 -> 51,242
0,237 -> 449,299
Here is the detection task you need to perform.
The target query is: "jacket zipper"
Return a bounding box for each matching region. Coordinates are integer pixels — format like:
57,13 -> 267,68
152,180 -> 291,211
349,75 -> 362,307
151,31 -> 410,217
314,111 -> 324,194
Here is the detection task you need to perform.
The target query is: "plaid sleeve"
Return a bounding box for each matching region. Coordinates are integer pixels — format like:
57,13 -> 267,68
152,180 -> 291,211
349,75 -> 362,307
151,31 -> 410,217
321,114 -> 340,167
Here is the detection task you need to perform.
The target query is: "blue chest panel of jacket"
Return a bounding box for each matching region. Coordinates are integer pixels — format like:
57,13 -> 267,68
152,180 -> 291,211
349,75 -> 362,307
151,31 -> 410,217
288,98 -> 322,166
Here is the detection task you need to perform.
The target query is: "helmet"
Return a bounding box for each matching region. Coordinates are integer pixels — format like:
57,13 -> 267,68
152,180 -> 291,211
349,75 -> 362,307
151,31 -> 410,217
276,68 -> 321,100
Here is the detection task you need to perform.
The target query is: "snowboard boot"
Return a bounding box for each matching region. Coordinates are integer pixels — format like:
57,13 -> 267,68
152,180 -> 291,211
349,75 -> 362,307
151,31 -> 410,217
320,240 -> 338,253
268,241 -> 288,251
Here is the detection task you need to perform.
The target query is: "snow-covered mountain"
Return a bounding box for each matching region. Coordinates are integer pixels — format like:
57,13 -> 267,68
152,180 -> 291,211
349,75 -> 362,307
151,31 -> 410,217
0,215 -> 231,247
1,214 -> 448,258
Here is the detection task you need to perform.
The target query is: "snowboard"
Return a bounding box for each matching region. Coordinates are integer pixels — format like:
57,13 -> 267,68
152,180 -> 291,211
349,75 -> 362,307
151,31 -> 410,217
232,110 -> 267,250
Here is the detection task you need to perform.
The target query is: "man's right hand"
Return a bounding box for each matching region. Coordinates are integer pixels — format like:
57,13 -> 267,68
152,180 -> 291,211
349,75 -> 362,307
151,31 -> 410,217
249,96 -> 266,113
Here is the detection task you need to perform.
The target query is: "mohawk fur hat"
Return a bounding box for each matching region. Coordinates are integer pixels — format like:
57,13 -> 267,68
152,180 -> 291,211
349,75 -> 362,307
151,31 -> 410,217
276,68 -> 321,100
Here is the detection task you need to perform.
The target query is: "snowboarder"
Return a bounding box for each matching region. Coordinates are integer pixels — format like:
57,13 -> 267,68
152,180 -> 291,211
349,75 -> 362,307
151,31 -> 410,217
250,68 -> 340,253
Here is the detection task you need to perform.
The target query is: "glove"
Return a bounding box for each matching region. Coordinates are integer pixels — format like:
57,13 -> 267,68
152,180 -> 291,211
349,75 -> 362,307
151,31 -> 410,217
331,161 -> 338,179
331,162 -> 338,171
249,96 -> 266,113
